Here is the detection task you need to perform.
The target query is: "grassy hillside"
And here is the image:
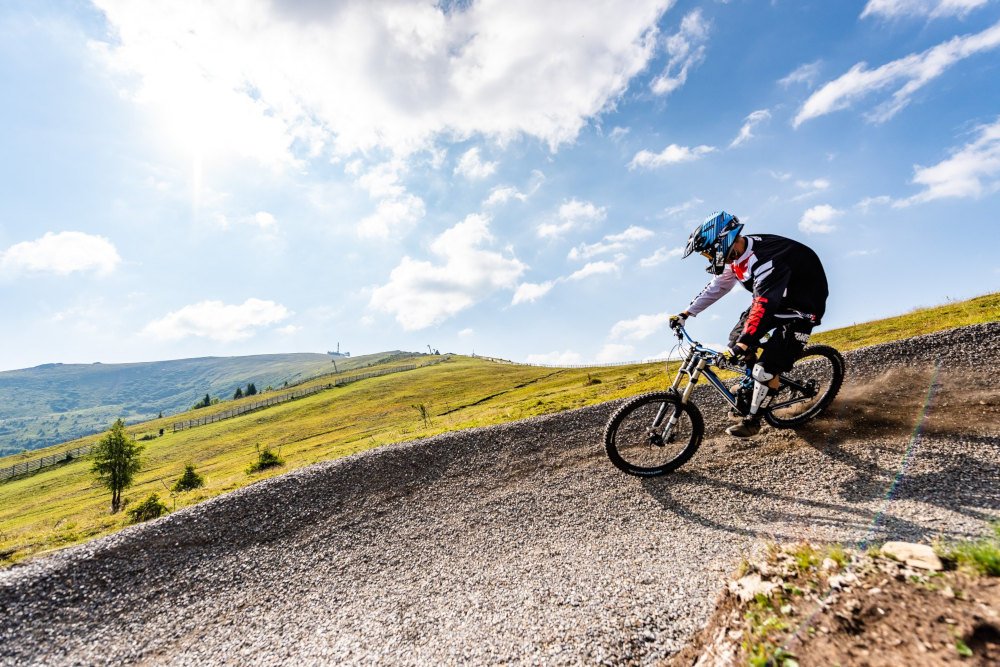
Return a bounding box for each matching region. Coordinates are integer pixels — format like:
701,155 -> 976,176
0,293 -> 996,565
0,350 -> 409,455
812,292 -> 999,350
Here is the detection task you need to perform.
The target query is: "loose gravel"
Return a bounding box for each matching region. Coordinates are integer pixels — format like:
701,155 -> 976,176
1,323 -> 999,666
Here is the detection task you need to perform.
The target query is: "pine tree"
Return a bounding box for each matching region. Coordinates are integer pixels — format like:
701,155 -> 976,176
91,419 -> 143,513
234,387 -> 244,399
246,382 -> 257,396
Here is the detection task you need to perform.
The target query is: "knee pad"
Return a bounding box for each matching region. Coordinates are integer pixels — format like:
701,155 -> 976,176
752,363 -> 774,383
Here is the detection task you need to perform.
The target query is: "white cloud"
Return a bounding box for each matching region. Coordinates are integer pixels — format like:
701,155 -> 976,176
730,109 -> 771,148
639,246 -> 684,267
896,117 -> 1000,205
791,178 -> 831,201
142,298 -> 291,342
370,214 -> 526,330
537,198 -> 607,238
0,231 -> 121,277
650,9 -> 710,96
596,343 -> 635,363
629,143 -> 715,169
454,147 -> 498,180
779,61 -> 822,88
856,195 -> 893,212
215,210 -> 280,231
609,313 -> 670,341
485,186 -> 525,207
511,280 -> 556,305
483,170 -> 544,207
277,324 -> 302,335
356,160 -> 407,199
609,126 -> 630,141
796,178 -> 830,190
458,327 -> 474,337
568,226 -> 654,260
357,194 -> 426,239
794,20 -> 1000,127
92,0 -> 671,162
798,205 -> 842,234
253,211 -> 277,229
663,197 -> 704,217
567,259 -> 621,281
861,0 -> 989,20
525,350 -> 583,365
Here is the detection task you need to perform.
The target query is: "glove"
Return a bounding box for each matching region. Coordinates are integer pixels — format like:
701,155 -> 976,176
668,312 -> 688,331
725,344 -> 752,365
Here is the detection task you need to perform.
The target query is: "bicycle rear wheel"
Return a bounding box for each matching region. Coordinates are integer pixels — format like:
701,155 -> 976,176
604,392 -> 704,476
764,345 -> 844,428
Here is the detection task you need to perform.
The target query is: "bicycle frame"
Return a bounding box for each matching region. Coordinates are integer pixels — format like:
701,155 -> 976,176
669,325 -> 746,411
668,324 -> 818,414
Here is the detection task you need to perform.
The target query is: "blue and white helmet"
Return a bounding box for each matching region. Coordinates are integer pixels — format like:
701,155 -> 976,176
683,211 -> 744,275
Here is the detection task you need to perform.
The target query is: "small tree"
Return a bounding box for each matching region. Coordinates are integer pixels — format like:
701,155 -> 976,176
172,463 -> 205,492
127,493 -> 169,523
413,403 -> 430,427
192,393 -> 211,409
234,387 -> 244,399
246,444 -> 284,474
91,419 -> 143,513
246,382 -> 258,396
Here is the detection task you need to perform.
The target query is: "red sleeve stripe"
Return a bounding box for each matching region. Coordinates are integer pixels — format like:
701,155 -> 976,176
743,296 -> 769,336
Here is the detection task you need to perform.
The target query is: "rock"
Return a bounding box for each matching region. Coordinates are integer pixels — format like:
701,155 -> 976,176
829,572 -> 858,590
729,573 -> 779,602
880,542 -> 943,571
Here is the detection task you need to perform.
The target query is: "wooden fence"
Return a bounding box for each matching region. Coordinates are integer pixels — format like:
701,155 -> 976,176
0,444 -> 93,482
474,355 -> 675,369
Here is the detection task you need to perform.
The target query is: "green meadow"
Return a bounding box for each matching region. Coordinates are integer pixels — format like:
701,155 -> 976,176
1,292 -> 997,565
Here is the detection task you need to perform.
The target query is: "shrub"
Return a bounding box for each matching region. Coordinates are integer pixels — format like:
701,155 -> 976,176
246,445 -> 284,474
943,522 -> 1000,576
127,493 -> 169,524
172,464 -> 205,492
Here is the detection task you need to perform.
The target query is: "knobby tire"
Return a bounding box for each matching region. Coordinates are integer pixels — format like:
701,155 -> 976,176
604,392 -> 704,477
764,344 -> 845,428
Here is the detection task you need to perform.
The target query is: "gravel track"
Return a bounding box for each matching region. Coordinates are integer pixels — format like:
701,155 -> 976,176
2,323 -> 999,666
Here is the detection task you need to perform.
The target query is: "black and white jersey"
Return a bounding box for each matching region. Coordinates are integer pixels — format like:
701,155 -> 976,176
686,234 -> 828,347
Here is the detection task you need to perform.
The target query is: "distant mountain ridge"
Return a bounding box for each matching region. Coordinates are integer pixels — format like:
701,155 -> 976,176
0,351 -> 404,455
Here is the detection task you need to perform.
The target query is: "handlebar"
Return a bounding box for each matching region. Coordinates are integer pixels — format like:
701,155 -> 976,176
669,321 -> 736,369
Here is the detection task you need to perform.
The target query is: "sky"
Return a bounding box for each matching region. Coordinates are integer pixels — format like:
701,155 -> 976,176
1,0 -> 999,371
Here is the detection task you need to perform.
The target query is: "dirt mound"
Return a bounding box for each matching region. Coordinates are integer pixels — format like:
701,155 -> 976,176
668,542 -> 1000,666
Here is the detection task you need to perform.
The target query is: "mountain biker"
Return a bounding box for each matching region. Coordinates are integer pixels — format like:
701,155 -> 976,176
668,211 -> 829,438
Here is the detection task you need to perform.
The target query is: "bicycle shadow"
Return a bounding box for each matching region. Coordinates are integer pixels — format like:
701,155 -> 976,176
639,366 -> 1000,545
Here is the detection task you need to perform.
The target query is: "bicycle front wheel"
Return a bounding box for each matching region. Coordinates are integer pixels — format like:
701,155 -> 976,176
764,345 -> 844,428
604,392 -> 704,476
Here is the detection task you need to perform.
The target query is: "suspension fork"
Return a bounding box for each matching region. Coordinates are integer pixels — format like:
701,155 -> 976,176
659,355 -> 706,435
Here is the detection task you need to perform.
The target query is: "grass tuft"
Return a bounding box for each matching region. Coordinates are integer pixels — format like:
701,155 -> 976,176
944,531 -> 1000,577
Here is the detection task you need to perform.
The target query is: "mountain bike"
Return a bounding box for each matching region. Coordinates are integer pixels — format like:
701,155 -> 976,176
604,321 -> 844,476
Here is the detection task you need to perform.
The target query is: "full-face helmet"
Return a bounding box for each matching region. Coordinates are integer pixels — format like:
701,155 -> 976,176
682,211 -> 744,275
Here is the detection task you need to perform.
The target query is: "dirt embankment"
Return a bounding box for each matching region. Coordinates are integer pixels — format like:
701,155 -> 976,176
668,540 -> 1000,667
0,323 -> 998,666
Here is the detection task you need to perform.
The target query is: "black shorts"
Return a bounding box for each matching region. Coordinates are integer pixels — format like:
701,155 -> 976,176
728,309 -> 814,375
